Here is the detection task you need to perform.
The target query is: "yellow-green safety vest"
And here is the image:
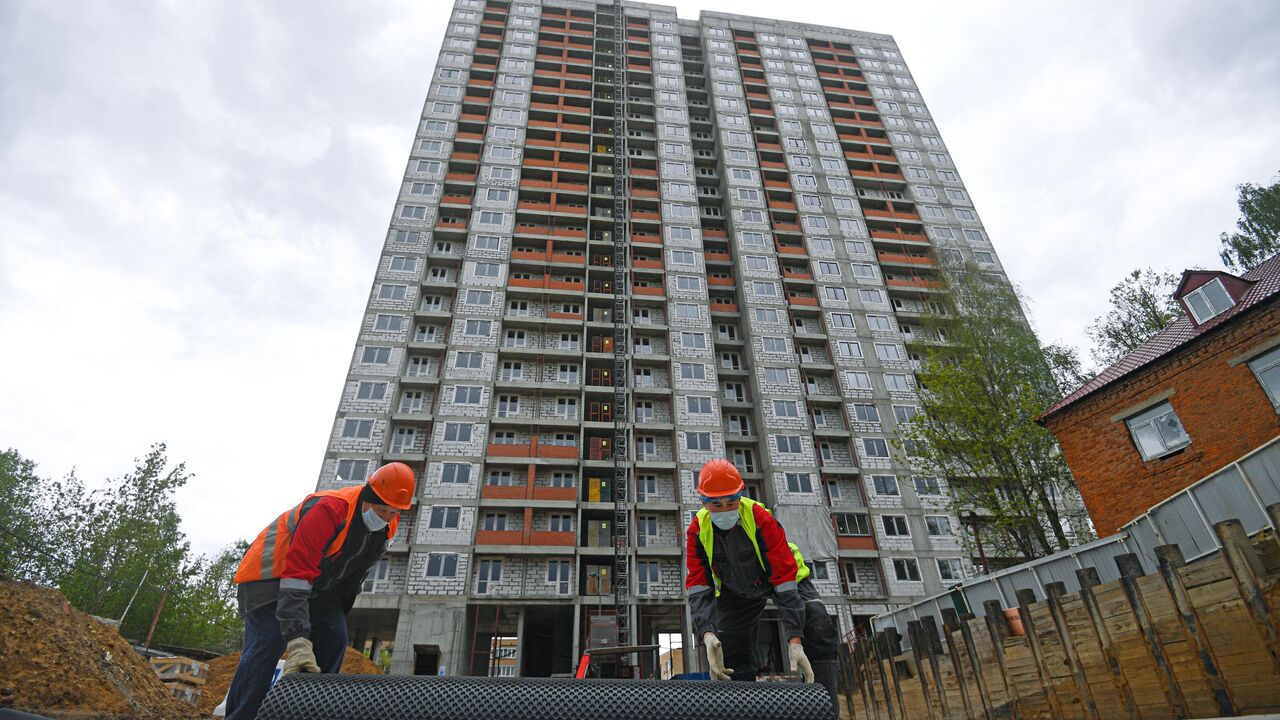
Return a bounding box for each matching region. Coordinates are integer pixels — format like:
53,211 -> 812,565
695,497 -> 809,596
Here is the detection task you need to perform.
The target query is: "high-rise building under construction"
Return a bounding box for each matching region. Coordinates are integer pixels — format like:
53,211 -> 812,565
319,0 -> 1007,677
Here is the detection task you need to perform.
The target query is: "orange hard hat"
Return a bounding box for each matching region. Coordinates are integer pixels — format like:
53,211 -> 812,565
697,459 -> 744,499
367,462 -> 416,510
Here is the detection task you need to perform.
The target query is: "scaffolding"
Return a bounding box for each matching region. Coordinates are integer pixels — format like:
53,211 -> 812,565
609,0 -> 632,653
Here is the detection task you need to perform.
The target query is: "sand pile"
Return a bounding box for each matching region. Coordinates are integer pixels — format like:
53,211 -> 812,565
0,578 -> 194,719
198,647 -> 381,714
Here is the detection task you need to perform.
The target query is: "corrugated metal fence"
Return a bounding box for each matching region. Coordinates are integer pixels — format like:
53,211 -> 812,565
873,434 -> 1280,646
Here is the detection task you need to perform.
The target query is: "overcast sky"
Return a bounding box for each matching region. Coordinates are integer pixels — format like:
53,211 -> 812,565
2,1 -> 1277,557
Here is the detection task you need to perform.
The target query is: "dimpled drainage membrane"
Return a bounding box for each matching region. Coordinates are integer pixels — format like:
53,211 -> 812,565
256,674 -> 836,720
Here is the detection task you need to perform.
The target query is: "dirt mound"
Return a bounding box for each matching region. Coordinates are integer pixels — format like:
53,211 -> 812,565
198,647 -> 381,714
0,578 -> 194,719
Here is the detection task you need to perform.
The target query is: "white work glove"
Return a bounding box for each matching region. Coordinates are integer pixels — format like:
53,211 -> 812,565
703,632 -> 733,681
788,642 -> 814,682
282,637 -> 320,675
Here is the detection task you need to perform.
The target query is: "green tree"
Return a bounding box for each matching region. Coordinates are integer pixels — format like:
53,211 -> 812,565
900,263 -> 1092,562
0,445 -> 246,651
1085,268 -> 1181,367
1219,172 -> 1280,272
0,449 -> 49,580
154,541 -> 247,653
50,444 -> 194,638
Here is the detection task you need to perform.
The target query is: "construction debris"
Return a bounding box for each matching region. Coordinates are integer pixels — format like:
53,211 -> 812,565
0,578 -> 194,719
198,647 -> 381,715
150,656 -> 209,706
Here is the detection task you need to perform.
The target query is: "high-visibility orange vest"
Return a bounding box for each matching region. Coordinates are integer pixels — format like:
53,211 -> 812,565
233,484 -> 400,584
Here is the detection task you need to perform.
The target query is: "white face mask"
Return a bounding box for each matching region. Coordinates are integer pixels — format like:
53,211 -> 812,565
362,507 -> 389,532
710,510 -> 740,530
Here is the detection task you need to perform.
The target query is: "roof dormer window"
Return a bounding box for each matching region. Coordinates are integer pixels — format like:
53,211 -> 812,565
1183,278 -> 1234,324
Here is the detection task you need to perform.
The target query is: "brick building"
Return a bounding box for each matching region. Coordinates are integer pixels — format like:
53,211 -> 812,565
1040,255 -> 1280,536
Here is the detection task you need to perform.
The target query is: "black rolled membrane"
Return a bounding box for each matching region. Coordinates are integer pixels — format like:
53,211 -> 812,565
257,674 -> 836,720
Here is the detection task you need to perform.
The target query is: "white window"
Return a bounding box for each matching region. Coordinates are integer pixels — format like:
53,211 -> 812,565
926,516 -> 953,536
867,315 -> 893,331
1125,401 -> 1191,460
853,404 -> 881,423
883,515 -> 910,536
836,513 -> 870,536
464,319 -> 491,337
825,287 -> 848,301
680,363 -> 706,380
464,290 -> 491,307
913,476 -> 941,495
453,386 -> 482,404
872,475 -> 898,495
443,422 -> 472,442
441,463 -> 471,484
893,558 -> 921,581
342,419 -> 373,439
755,308 -> 780,323
1249,346 -> 1280,407
845,371 -> 872,390
336,459 -> 370,484
752,281 -> 777,297
937,558 -> 965,582
860,289 -> 885,305
686,396 -> 713,414
838,341 -> 863,359
686,432 -> 712,451
428,506 -> 461,529
361,346 -> 391,364
1184,278 -> 1234,323
763,367 -> 789,384
478,211 -> 505,225
785,473 -> 813,493
772,400 -> 799,418
824,313 -> 852,330
862,437 -> 890,458
762,337 -> 788,353
374,314 -> 404,332
379,284 -> 408,300
885,374 -> 912,391
681,332 -> 706,349
776,435 -> 803,454
875,343 -> 904,362
425,553 -> 459,578
356,382 -> 387,401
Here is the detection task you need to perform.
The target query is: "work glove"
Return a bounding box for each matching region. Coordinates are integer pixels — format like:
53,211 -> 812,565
703,632 -> 733,681
788,642 -> 814,683
282,637 -> 320,675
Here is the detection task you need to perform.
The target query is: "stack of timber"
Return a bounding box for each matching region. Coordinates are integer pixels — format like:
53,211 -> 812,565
845,517 -> 1280,719
149,655 -> 208,705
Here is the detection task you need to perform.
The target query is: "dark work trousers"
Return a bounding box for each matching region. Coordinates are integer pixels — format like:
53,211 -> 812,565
718,580 -> 840,718
224,600 -> 348,720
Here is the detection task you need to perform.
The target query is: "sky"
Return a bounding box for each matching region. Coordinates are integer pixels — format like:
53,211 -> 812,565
1,1 -> 1278,557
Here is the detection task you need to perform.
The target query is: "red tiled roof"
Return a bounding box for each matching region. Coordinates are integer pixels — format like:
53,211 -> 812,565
1040,253 -> 1280,420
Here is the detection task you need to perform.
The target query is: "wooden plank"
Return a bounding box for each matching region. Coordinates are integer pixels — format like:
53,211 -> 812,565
1016,588 -> 1067,719
1116,552 -> 1188,718
918,616 -> 954,720
1046,582 -> 1100,720
981,601 -> 1021,719
906,621 -> 938,720
942,607 -> 977,720
870,630 -> 897,720
948,609 -> 993,720
1214,519 -> 1280,676
1154,545 -> 1237,716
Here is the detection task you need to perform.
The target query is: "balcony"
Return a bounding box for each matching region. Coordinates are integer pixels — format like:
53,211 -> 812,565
886,277 -> 945,290
486,437 -> 579,460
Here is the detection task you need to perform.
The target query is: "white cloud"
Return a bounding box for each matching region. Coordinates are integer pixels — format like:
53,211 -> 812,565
1,0 -> 1277,555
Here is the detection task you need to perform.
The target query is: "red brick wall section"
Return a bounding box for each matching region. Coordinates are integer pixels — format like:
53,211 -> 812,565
1044,301 -> 1280,536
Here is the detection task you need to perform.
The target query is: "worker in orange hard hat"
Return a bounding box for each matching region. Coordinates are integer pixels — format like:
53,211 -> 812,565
685,459 -> 840,717
223,462 -> 416,720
